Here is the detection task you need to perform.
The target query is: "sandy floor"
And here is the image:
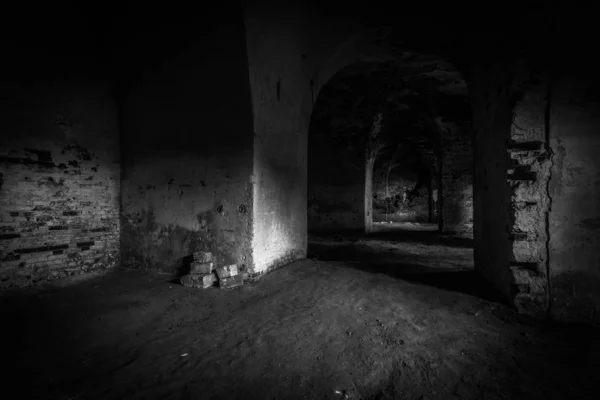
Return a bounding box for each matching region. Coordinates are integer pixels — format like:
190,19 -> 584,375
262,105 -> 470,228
4,228 -> 599,400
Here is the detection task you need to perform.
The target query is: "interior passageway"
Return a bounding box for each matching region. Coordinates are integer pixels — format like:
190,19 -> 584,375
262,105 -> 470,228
308,57 -> 473,237
2,2 -> 600,399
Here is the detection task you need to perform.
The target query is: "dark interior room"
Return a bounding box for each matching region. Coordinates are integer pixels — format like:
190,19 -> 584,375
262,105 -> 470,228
1,1 -> 599,399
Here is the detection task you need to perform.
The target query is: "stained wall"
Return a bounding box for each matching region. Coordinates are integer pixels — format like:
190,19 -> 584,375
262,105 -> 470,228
120,18 -> 255,276
0,81 -> 120,288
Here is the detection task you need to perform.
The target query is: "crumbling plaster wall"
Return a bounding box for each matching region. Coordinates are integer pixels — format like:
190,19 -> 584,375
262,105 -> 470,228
470,61 -> 555,313
503,67 -> 600,324
244,6 -> 312,274
120,21 -> 255,276
471,57 -> 600,324
0,80 -> 120,289
506,67 -> 552,317
373,170 -> 434,223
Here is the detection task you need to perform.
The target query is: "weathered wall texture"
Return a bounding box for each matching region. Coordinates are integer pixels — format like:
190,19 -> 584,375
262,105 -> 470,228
471,58 -> 600,324
442,125 -> 473,236
244,3 -> 319,274
0,80 -> 120,289
549,76 -> 600,323
470,65 -> 514,301
506,69 -> 552,316
120,22 -> 255,276
244,1 -> 421,272
243,0 -> 384,273
308,132 -> 364,232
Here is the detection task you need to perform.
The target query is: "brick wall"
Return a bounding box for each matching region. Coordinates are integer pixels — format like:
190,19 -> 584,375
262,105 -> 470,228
0,80 -> 120,289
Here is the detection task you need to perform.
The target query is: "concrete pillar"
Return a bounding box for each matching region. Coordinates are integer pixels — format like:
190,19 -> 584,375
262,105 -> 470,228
244,2 -> 316,274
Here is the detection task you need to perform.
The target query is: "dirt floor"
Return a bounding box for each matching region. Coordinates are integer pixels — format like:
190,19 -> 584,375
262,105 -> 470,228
4,224 -> 600,400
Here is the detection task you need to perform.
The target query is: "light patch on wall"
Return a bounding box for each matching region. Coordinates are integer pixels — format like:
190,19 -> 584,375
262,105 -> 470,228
252,217 -> 296,273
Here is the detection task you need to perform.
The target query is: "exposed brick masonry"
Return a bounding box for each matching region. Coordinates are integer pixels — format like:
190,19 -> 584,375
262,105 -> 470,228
507,71 -> 551,316
0,82 -> 120,289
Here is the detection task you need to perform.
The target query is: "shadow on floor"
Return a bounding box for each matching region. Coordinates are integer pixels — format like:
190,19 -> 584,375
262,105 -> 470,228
401,270 -> 507,304
369,230 -> 474,248
310,228 -> 473,249
308,229 -> 505,305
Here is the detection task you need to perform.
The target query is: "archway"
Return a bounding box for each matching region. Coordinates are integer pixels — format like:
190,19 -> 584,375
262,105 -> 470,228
306,52 -> 483,297
308,53 -> 474,229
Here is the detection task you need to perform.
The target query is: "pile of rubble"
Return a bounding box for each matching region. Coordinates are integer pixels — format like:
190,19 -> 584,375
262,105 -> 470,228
180,251 -> 243,289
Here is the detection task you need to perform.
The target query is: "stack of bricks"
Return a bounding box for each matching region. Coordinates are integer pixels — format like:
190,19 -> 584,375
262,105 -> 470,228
180,251 -> 217,288
179,251 -> 244,289
215,264 -> 243,289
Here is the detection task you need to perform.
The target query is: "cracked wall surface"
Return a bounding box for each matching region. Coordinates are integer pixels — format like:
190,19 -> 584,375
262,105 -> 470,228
120,19 -> 254,276
507,69 -> 551,317
0,80 -> 120,289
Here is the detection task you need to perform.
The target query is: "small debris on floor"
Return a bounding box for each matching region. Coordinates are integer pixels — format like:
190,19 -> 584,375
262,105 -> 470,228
180,251 -> 244,290
180,272 -> 217,289
220,274 -> 244,289
215,264 -> 238,279
215,264 -> 244,289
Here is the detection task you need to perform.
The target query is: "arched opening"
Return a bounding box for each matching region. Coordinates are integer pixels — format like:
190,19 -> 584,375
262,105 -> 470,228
306,52 -> 488,298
